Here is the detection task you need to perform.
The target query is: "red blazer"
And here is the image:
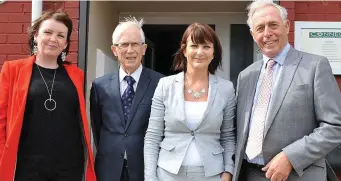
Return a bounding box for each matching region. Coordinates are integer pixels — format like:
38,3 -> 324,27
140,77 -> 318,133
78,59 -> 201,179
0,56 -> 96,181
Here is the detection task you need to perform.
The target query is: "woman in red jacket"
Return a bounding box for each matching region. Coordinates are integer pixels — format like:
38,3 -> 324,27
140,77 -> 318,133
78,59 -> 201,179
0,10 -> 96,181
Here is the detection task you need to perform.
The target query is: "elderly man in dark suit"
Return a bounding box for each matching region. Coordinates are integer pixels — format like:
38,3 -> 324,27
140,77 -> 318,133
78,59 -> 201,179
233,1 -> 341,181
90,17 -> 163,181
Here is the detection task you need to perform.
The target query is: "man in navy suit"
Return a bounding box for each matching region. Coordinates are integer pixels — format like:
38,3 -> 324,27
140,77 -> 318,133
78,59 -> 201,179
90,17 -> 163,181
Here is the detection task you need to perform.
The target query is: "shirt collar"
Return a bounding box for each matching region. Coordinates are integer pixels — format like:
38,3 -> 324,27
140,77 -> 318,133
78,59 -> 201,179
119,64 -> 143,84
262,43 -> 290,66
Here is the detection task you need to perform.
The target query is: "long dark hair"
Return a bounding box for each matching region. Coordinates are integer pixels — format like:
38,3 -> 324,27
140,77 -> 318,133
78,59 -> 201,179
28,9 -> 73,65
172,23 -> 223,74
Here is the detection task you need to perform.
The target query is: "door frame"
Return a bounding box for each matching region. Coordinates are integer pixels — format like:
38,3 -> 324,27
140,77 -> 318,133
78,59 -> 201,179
120,12 -> 248,80
145,38 -> 156,70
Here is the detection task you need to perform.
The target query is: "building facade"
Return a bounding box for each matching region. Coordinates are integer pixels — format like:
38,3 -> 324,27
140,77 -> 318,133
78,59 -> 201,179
0,0 -> 341,179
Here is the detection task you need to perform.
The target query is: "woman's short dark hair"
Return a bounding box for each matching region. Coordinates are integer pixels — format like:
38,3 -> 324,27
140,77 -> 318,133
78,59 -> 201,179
172,23 -> 223,74
28,10 -> 73,65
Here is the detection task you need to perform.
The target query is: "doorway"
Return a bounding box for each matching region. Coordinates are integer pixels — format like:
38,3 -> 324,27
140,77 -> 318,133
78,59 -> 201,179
230,24 -> 254,86
143,24 -> 215,76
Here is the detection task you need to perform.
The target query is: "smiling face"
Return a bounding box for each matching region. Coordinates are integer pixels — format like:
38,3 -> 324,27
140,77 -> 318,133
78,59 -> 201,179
34,18 -> 68,59
183,36 -> 214,71
111,27 -> 147,74
251,5 -> 289,58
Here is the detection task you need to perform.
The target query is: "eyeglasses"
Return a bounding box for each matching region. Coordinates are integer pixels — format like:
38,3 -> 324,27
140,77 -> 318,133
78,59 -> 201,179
113,42 -> 145,49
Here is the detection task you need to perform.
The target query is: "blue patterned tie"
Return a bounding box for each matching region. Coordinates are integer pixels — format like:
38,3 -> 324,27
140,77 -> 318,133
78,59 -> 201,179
122,76 -> 135,122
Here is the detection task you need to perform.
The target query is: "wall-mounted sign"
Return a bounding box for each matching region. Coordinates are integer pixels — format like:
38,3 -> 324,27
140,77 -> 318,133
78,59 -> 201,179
295,22 -> 341,75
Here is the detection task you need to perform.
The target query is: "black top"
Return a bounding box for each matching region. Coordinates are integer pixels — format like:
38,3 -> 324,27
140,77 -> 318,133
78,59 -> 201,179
17,63 -> 84,164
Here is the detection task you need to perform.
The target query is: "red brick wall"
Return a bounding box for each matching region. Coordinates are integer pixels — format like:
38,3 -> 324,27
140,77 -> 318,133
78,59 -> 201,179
0,1 -> 79,70
280,1 -> 341,179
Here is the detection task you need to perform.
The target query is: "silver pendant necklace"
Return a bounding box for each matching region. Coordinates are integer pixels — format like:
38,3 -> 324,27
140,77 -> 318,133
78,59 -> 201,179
36,64 -> 57,111
187,88 -> 206,99
185,75 -> 207,99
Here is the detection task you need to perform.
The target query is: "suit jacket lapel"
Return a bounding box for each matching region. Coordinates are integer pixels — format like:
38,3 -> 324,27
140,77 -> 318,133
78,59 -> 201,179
264,48 -> 302,136
16,56 -> 35,120
110,73 -> 126,128
195,74 -> 218,129
125,68 -> 151,130
242,60 -> 263,136
174,72 -> 185,122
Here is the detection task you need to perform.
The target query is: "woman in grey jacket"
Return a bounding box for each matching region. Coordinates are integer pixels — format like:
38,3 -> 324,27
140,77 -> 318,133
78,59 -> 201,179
144,23 -> 236,181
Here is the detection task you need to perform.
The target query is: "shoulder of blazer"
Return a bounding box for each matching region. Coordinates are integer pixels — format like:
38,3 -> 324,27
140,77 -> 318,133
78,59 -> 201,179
142,67 -> 164,80
215,75 -> 233,88
64,64 -> 83,77
93,72 -> 115,86
1,56 -> 35,80
240,59 -> 263,76
63,64 -> 83,82
159,72 -> 181,85
152,72 -> 182,94
3,56 -> 35,70
296,49 -> 324,64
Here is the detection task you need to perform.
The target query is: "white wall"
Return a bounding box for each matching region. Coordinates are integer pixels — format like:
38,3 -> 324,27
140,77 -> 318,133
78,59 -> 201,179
86,1 -> 119,113
96,49 -> 119,78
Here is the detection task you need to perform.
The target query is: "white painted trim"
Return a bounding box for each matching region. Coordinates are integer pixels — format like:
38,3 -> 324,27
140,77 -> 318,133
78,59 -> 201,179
295,21 -> 341,74
120,12 -> 247,80
32,0 -> 42,24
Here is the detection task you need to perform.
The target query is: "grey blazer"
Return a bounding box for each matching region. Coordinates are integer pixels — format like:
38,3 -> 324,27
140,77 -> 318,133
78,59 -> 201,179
144,72 -> 236,181
233,47 -> 341,181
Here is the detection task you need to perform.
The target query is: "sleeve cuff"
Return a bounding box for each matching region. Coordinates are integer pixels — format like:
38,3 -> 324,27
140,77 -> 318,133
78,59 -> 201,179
224,165 -> 234,175
282,148 -> 304,177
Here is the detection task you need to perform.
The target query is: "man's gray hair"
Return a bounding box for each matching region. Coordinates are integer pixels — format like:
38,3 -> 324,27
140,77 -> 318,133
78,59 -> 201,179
246,1 -> 288,30
112,16 -> 146,45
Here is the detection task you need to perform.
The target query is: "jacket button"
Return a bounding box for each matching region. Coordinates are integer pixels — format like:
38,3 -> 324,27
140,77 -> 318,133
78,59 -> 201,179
191,131 -> 194,136
120,154 -> 124,158
124,134 -> 128,137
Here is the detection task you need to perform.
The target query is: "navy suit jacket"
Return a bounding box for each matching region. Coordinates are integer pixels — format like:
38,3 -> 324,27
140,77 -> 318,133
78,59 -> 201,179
90,67 -> 163,181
